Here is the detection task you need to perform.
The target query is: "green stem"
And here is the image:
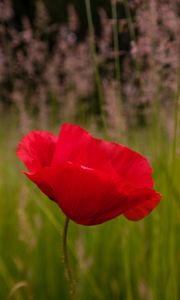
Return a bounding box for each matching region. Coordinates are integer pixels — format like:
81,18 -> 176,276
62,217 -> 75,299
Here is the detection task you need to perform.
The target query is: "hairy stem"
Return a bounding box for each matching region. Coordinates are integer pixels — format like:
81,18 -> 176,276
62,217 -> 75,299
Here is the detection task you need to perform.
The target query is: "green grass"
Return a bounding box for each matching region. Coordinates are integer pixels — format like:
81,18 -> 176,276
0,117 -> 179,300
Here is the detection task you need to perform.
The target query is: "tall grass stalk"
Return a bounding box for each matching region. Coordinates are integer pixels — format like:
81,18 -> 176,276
123,0 -> 144,100
111,0 -> 122,103
172,65 -> 180,175
167,60 -> 180,300
85,0 -> 107,131
123,0 -> 136,41
7,281 -> 32,300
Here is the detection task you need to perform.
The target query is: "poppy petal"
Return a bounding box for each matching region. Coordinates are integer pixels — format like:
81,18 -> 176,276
51,124 -> 117,175
123,190 -> 161,221
105,143 -> 153,189
23,162 -> 160,225
23,163 -> 122,224
47,162 -> 126,225
17,124 -> 161,225
52,124 -> 153,189
17,131 -> 57,172
24,169 -> 55,201
35,162 -> 158,225
51,123 -> 91,165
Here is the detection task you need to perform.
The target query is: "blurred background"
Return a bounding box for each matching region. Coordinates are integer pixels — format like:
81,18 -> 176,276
0,0 -> 180,299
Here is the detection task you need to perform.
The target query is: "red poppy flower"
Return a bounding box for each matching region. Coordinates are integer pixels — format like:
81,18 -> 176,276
17,123 -> 161,225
